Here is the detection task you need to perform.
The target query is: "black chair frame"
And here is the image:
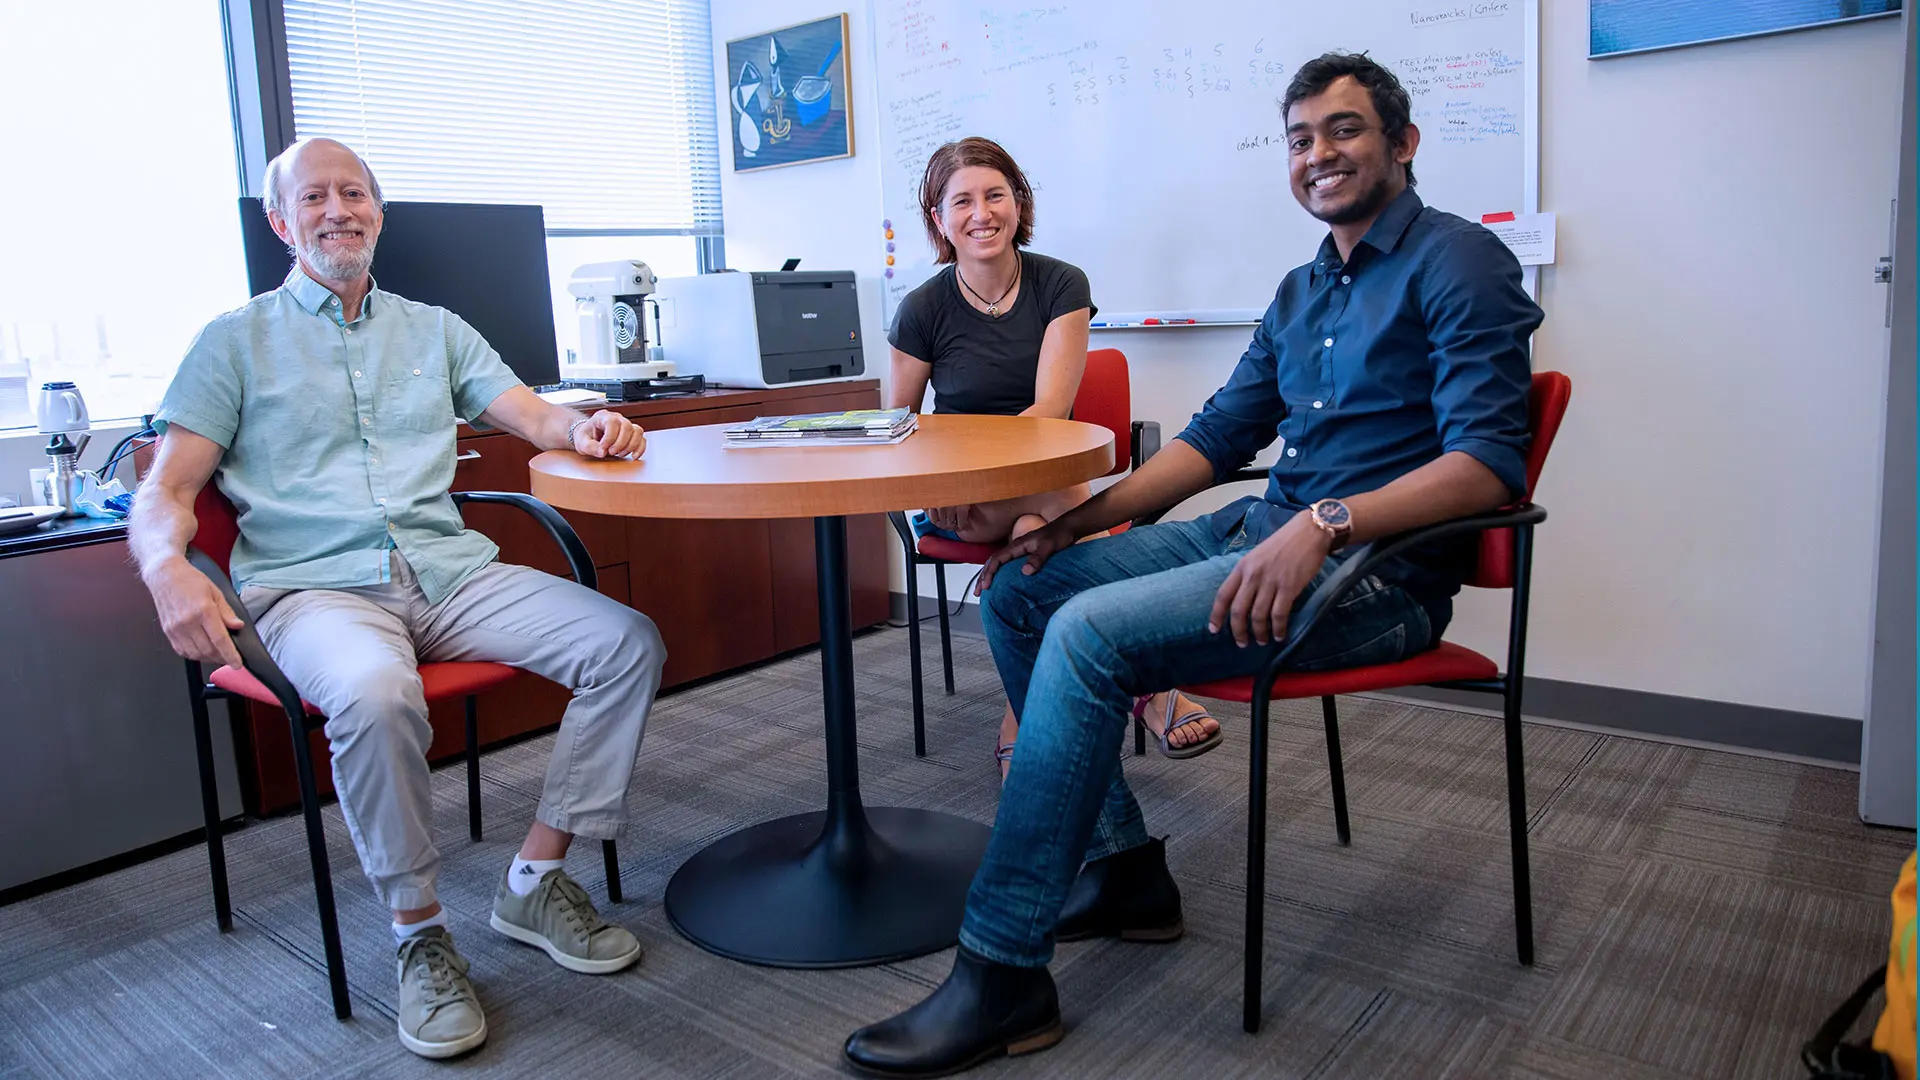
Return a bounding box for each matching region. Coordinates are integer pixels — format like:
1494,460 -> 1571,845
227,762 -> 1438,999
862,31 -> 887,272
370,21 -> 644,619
1176,484 -> 1547,1034
887,419 -> 1159,756
184,490 -> 621,1021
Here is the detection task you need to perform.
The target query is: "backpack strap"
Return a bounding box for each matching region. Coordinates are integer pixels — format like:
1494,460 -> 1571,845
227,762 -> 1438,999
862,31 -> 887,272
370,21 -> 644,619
1803,965 -> 1897,1080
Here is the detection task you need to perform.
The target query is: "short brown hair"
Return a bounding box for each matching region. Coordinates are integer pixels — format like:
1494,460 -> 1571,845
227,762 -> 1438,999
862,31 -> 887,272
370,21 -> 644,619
918,137 -> 1034,264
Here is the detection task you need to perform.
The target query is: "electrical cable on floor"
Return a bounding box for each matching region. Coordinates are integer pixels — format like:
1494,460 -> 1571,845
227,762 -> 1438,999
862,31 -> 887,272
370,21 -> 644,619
885,564 -> 986,628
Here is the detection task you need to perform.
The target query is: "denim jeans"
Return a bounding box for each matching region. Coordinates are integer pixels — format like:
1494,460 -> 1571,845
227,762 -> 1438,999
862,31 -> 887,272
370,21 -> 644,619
959,515 -> 1435,967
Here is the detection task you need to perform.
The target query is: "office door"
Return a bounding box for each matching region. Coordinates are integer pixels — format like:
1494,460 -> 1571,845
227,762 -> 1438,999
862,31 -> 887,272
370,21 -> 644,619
1861,6 -> 1917,828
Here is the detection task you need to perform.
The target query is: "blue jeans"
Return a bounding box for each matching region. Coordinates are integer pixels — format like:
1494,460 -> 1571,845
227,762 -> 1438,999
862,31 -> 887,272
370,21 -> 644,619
959,515 -> 1435,967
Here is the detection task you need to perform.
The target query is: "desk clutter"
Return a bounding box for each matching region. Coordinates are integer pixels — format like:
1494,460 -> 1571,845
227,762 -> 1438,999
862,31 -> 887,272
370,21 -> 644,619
722,406 -> 917,447
21,381 -> 141,523
559,373 -> 706,402
566,258 -> 865,395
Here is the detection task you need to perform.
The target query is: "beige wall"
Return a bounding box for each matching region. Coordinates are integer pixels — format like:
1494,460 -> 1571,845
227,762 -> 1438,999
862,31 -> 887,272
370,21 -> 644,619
1506,8 -> 1900,718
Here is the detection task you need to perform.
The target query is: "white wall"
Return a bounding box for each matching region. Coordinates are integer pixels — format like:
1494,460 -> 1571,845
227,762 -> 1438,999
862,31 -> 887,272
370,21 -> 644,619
1511,8 -> 1899,720
711,0 -> 1903,721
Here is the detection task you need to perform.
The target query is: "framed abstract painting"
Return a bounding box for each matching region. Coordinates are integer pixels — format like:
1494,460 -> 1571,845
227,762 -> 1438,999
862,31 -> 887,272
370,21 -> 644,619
725,13 -> 854,171
1591,0 -> 1901,58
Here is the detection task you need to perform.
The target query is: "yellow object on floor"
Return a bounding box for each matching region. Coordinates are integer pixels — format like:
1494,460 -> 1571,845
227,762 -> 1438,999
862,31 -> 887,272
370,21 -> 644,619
1875,851 -> 1916,1080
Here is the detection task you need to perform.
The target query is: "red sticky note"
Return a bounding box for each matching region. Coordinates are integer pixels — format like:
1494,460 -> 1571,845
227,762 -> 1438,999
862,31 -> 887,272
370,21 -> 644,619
1481,211 -> 1516,224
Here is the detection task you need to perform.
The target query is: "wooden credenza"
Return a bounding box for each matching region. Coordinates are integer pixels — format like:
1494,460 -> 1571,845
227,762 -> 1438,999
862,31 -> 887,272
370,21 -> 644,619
236,379 -> 891,815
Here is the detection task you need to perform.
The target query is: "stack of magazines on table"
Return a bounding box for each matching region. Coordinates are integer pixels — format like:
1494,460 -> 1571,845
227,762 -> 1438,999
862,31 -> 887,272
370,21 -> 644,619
721,407 -> 918,447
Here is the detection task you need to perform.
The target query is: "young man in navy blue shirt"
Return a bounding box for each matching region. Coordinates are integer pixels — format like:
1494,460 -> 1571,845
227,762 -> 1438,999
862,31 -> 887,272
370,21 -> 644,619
844,51 -> 1544,1077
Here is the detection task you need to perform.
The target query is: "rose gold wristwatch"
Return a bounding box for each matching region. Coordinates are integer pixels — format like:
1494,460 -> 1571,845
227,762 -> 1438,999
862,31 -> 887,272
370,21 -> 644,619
1308,498 -> 1353,551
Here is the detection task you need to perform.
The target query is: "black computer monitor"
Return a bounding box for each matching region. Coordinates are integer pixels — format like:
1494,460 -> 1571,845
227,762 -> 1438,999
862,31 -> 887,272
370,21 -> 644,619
236,199 -> 561,387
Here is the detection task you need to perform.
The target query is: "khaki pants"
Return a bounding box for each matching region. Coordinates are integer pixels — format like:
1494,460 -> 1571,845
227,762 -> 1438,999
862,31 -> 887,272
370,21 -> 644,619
244,555 -> 665,911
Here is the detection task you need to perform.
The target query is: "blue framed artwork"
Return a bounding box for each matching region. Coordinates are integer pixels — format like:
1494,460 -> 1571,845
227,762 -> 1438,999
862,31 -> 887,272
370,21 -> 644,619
1591,0 -> 1901,58
727,13 -> 854,171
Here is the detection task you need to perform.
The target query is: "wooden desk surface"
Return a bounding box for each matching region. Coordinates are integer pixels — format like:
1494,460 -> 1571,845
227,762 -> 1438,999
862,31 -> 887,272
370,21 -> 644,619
456,380 -> 884,437
528,413 -> 1114,520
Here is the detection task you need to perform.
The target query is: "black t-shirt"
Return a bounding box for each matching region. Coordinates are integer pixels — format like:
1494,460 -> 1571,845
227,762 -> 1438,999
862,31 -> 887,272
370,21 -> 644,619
887,250 -> 1096,415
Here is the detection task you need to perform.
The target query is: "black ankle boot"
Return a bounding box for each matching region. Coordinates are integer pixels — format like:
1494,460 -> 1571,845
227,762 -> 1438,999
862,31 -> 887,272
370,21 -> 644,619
1055,837 -> 1184,943
843,946 -> 1062,1078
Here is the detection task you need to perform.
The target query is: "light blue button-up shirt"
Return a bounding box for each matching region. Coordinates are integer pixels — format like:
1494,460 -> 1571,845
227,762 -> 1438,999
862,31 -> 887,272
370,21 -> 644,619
156,267 -> 523,604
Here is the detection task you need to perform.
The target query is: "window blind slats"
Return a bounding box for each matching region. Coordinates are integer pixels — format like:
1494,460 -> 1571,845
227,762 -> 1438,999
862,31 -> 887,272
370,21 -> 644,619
283,0 -> 721,235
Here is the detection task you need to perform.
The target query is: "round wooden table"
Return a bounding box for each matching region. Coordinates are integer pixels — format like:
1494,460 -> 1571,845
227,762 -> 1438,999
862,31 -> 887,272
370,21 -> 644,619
529,413 -> 1113,968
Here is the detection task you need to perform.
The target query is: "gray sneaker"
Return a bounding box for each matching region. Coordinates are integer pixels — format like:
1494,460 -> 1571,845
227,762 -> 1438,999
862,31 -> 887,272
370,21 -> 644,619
395,926 -> 487,1059
489,867 -> 643,975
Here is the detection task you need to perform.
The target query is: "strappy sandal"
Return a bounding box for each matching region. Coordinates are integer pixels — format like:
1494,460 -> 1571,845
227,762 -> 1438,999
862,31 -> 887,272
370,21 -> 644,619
1133,692 -> 1224,760
995,740 -> 1016,780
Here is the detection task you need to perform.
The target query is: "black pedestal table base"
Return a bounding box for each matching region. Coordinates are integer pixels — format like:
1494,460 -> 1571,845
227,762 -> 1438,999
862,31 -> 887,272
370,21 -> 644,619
663,515 -> 990,967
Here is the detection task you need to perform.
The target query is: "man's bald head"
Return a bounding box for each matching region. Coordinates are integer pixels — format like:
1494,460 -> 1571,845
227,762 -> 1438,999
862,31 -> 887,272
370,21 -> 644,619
260,138 -> 384,219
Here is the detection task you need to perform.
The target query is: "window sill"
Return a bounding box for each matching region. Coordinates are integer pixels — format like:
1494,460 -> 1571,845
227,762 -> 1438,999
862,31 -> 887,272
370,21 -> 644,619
0,419 -> 148,445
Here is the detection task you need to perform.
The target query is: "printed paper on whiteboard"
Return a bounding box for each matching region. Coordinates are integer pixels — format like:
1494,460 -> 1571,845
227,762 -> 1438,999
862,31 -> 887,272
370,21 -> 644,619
1483,212 -> 1556,266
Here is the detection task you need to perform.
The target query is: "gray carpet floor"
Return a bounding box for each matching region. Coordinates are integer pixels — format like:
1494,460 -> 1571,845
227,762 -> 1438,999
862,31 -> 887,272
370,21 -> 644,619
0,625 -> 1908,1079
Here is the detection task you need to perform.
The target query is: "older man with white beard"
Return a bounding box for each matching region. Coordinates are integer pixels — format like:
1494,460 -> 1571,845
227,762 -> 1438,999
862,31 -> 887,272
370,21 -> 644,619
130,138 -> 666,1059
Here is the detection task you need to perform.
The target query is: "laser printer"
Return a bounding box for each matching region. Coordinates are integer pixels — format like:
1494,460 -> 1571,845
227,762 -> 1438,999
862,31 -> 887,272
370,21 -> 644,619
651,270 -> 864,388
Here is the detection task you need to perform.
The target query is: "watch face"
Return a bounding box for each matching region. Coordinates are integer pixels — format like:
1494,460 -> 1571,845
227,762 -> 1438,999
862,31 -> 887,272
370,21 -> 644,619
1316,500 -> 1350,528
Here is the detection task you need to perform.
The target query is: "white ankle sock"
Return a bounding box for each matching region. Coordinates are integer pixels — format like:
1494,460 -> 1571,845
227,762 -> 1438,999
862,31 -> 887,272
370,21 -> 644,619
392,908 -> 449,944
508,856 -> 565,896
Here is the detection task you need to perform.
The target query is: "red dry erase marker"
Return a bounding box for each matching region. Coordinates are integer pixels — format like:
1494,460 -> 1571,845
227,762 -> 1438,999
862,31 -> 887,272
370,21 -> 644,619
1143,318 -> 1162,325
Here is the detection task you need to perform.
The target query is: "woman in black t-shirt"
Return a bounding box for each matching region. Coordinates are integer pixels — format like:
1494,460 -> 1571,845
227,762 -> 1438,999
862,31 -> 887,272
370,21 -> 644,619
887,137 -> 1221,775
887,138 -> 1094,539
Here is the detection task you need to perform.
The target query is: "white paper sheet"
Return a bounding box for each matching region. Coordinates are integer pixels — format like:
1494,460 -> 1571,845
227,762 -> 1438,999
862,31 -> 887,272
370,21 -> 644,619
1483,212 -> 1557,266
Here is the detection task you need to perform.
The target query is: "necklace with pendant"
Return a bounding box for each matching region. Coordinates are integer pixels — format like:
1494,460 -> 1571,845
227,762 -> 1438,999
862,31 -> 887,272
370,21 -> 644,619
957,258 -> 1020,317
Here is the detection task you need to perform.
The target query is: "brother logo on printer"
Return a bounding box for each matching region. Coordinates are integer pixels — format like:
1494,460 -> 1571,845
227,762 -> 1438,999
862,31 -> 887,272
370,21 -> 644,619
802,312 -> 818,319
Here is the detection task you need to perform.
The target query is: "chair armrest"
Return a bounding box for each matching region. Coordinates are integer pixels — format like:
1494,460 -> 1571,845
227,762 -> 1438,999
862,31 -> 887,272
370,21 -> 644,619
452,491 -> 598,591
1129,420 -> 1161,470
183,546 -> 307,720
887,509 -> 915,550
1255,502 -> 1549,686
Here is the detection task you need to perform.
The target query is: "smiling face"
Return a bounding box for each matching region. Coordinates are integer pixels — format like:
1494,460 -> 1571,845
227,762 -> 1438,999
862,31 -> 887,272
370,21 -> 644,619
266,140 -> 384,289
1285,75 -> 1417,231
936,165 -> 1020,266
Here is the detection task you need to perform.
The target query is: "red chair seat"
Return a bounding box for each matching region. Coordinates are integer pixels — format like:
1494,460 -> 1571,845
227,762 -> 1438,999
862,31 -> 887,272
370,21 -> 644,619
1182,640 -> 1499,703
915,535 -> 1001,563
208,660 -> 521,715
915,521 -> 1134,565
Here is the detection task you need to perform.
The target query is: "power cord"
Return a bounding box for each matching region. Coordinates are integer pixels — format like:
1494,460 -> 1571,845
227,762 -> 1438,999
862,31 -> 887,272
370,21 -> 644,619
96,414 -> 158,484
885,564 -> 986,628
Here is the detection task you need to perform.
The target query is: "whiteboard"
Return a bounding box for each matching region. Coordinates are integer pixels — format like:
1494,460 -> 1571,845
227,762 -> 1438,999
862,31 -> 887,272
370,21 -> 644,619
871,0 -> 1537,326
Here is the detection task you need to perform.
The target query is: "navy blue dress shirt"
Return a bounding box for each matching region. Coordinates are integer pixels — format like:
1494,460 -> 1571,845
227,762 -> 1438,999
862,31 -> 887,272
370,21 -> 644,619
1173,188 -> 1542,621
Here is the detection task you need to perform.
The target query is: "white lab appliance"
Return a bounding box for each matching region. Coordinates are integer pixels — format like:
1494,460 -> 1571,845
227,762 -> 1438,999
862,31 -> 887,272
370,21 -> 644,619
564,260 -> 677,381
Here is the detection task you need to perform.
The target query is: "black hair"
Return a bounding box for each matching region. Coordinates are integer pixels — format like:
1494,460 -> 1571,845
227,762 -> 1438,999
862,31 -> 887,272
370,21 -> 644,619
1281,51 -> 1417,187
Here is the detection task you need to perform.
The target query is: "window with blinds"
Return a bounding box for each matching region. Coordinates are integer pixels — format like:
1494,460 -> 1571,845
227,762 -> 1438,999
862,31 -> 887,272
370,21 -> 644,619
282,0 -> 722,236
